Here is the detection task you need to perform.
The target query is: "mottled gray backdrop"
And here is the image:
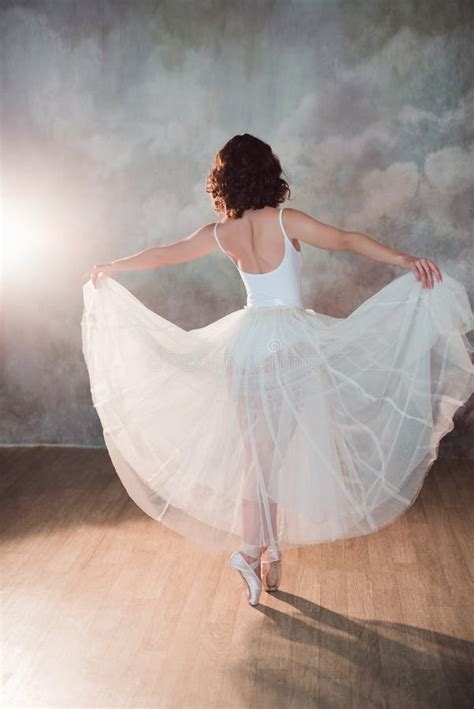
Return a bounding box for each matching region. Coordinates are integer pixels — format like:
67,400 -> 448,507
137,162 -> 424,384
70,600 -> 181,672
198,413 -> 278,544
1,0 -> 473,454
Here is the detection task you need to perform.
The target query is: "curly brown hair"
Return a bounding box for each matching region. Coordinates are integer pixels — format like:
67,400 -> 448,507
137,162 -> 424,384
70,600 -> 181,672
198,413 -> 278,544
205,133 -> 291,219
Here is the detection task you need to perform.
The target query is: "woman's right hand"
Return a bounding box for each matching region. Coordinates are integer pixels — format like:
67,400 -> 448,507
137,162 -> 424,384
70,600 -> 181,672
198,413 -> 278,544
401,255 -> 442,289
82,263 -> 115,288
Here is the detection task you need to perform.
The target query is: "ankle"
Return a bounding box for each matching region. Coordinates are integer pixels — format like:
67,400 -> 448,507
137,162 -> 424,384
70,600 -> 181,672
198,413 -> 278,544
261,543 -> 281,562
240,551 -> 261,579
239,542 -> 262,558
240,551 -> 259,565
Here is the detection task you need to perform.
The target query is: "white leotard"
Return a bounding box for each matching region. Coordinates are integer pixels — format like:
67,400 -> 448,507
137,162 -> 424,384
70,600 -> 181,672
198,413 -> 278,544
213,207 -> 303,308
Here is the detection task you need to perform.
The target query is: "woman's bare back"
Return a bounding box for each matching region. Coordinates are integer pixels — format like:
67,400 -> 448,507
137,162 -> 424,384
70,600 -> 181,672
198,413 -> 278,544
214,206 -> 301,276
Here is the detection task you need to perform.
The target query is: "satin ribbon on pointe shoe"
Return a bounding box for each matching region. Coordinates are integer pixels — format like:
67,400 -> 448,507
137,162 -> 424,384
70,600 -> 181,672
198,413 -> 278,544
228,551 -> 262,606
260,544 -> 282,592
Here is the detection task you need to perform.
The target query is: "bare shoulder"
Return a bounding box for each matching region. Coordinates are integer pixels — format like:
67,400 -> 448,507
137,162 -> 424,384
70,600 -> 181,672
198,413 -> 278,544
159,221 -> 220,265
281,207 -> 347,252
181,221 -> 220,251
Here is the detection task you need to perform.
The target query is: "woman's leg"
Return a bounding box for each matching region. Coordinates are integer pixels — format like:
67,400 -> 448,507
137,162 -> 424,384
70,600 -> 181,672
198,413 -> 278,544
227,354 -> 284,567
238,400 -> 279,569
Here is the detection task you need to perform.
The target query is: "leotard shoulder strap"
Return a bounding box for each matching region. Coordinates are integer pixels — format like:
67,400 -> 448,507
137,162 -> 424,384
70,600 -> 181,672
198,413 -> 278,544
213,221 -> 237,266
279,207 -> 288,239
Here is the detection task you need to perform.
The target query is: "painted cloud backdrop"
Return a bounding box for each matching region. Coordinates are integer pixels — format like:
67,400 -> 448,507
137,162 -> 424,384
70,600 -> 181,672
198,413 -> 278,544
1,0 -> 473,452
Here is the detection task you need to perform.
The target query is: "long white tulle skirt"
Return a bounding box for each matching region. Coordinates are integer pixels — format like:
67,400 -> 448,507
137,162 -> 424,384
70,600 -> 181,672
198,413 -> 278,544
81,270 -> 474,552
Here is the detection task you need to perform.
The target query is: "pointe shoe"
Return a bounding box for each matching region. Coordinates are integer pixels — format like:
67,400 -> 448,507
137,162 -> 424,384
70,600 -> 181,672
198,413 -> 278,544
228,551 -> 262,606
261,544 -> 282,592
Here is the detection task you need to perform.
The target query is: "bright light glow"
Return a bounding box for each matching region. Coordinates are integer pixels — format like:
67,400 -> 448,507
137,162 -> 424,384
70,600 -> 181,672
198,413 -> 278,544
1,195 -> 54,276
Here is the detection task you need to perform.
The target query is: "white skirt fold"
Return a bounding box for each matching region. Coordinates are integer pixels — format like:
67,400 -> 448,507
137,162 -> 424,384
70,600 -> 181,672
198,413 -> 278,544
81,271 -> 474,551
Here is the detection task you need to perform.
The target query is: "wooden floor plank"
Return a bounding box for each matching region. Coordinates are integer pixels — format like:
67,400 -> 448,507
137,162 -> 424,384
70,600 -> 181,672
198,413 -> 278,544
1,446 -> 473,708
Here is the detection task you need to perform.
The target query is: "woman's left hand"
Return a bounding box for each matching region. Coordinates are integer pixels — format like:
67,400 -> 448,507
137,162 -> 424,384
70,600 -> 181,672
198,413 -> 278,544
401,255 -> 442,289
82,263 -> 115,288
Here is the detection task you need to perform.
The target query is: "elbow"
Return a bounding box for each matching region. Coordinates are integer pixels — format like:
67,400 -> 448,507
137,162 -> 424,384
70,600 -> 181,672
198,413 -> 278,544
340,230 -> 354,251
340,230 -> 365,252
151,245 -> 166,267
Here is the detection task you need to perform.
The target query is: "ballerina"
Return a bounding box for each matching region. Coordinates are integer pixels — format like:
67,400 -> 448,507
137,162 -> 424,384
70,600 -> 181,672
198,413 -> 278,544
82,133 -> 474,606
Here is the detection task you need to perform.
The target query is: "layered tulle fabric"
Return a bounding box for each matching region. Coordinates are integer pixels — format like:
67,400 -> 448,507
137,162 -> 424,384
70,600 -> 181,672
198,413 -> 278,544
81,270 -> 474,552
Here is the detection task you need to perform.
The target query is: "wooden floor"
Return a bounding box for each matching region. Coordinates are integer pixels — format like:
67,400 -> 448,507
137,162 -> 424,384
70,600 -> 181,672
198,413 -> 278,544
1,446 -> 473,709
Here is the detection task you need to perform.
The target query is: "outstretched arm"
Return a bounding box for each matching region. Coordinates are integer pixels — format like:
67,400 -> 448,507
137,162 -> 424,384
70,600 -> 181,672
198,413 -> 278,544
83,222 -> 219,288
285,208 -> 442,289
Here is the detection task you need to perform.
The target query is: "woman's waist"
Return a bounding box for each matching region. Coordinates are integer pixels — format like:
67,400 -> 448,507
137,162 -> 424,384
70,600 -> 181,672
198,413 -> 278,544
244,284 -> 302,309
244,296 -> 304,310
